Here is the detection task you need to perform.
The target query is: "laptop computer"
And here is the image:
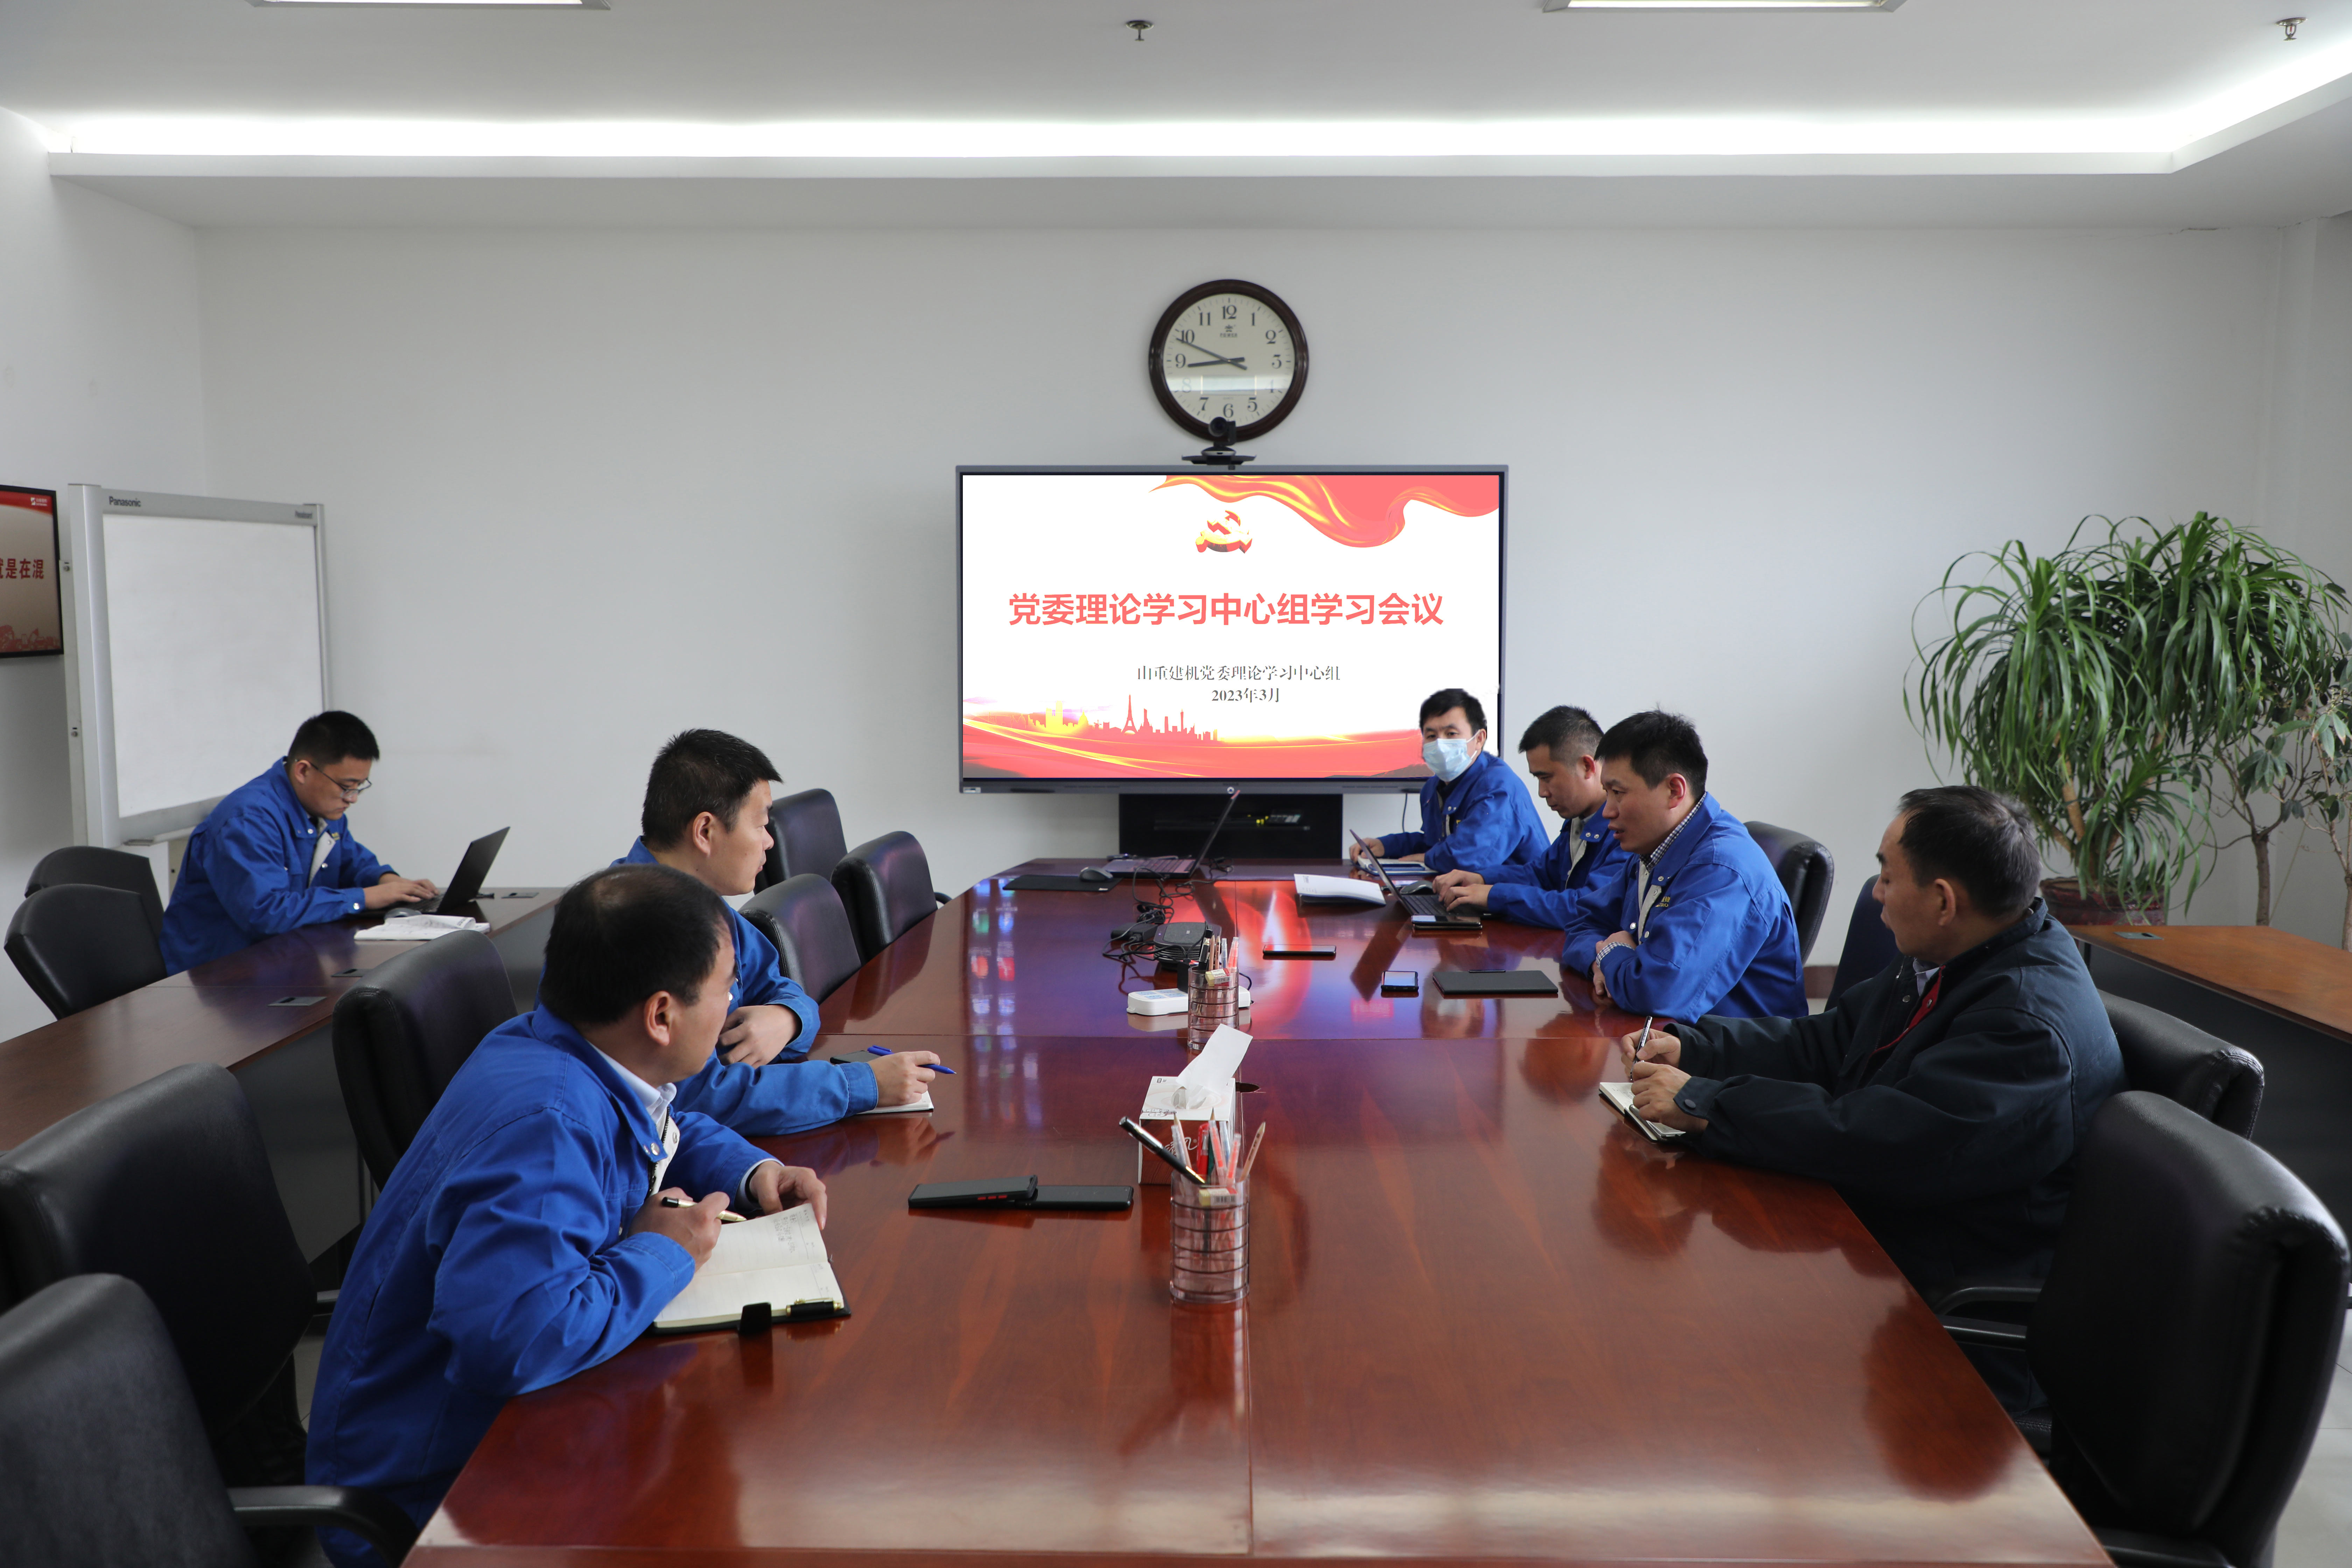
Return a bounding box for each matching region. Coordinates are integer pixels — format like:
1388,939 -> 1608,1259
1103,788 -> 1240,880
405,827 -> 509,913
1351,831 -> 1481,929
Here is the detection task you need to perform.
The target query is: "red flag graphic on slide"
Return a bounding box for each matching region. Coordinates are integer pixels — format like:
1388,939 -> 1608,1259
1153,473 -> 1498,549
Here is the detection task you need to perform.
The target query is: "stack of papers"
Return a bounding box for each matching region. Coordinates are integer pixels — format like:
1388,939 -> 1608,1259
355,914 -> 490,942
1294,873 -> 1384,906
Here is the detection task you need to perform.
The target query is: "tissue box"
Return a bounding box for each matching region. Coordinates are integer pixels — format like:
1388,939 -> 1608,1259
1136,1075 -> 1240,1186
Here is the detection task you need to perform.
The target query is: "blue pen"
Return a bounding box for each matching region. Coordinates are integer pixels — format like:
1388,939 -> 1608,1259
866,1044 -> 954,1074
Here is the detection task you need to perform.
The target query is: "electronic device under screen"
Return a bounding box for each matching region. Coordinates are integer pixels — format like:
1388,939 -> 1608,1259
959,467 -> 1505,792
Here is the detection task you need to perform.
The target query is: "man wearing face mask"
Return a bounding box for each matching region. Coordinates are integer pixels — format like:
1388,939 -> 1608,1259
613,729 -> 938,1134
1559,710 -> 1806,1020
1354,688 -> 1547,880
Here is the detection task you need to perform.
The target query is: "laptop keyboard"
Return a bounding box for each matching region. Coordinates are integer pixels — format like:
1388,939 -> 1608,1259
1107,856 -> 1192,877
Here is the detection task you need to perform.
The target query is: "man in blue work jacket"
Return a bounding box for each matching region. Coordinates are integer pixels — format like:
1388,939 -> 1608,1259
1354,687 -> 1547,879
1430,704 -> 1630,927
1618,786 -> 2124,1412
306,864 -> 832,1563
1561,711 -> 1806,1020
160,710 -> 438,973
616,728 -> 936,1134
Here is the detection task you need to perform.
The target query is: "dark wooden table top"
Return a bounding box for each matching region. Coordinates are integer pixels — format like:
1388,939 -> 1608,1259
0,889 -> 559,1149
821,862 -> 1615,1042
413,863 -> 2103,1566
417,1029 -> 2101,1566
2073,923 -> 2352,1046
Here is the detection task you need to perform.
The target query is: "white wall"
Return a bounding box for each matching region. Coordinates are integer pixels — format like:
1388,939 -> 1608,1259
187,221 -> 2325,959
0,109 -> 207,1037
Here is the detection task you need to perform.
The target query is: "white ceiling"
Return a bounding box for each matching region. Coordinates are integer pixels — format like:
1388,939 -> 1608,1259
10,0 -> 2352,227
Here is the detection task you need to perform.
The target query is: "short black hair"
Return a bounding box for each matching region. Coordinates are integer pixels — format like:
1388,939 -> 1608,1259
288,711 -> 379,768
539,864 -> 733,1029
1595,711 -> 1708,798
1519,705 -> 1604,762
642,729 -> 779,848
1419,688 -> 1487,734
1895,786 -> 2044,918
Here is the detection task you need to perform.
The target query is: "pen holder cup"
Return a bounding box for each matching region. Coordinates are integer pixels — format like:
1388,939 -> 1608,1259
1187,970 -> 1238,1037
1169,1177 -> 1250,1305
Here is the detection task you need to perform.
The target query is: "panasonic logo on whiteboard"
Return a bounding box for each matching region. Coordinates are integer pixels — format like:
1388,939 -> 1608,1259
107,496 -> 141,507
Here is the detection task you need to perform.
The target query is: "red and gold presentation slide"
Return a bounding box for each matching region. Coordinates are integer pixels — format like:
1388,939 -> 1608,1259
0,488 -> 60,657
960,470 -> 1502,782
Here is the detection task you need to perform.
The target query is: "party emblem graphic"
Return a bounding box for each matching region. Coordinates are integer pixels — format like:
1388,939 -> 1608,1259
1194,511 -> 1254,554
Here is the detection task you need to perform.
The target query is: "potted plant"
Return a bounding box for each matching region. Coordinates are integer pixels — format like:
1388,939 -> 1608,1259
1910,514 -> 2343,924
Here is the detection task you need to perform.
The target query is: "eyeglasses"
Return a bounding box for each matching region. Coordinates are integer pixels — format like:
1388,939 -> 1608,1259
305,765 -> 372,799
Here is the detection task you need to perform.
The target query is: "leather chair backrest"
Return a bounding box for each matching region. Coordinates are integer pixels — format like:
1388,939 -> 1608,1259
1827,876 -> 1902,1008
2101,992 -> 2264,1139
758,788 -> 851,891
2031,1091 -> 2347,1568
1743,821 -> 1835,958
4,884 -> 167,1018
331,929 -> 516,1189
742,873 -> 864,1003
25,844 -> 164,940
0,1274 -> 258,1568
832,831 -> 939,962
0,1063 -> 314,1444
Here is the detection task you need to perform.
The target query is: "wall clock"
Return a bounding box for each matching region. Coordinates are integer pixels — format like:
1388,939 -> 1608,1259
1149,280 -> 1309,444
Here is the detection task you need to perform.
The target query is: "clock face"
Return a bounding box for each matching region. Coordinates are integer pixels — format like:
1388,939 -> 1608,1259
1149,281 -> 1309,443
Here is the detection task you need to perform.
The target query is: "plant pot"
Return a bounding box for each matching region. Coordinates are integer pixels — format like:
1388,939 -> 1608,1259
2040,877 -> 2167,927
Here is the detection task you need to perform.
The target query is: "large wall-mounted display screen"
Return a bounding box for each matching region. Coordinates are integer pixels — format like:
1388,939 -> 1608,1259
0,486 -> 61,658
959,468 -> 1505,792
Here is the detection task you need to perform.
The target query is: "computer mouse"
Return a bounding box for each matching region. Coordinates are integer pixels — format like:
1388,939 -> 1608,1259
1078,866 -> 1114,886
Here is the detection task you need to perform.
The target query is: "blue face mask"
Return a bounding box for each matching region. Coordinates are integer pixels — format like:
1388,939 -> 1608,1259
1421,737 -> 1475,783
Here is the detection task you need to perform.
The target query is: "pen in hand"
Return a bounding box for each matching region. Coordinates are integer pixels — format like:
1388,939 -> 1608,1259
866,1044 -> 955,1074
660,1195 -> 748,1223
1634,1016 -> 1654,1064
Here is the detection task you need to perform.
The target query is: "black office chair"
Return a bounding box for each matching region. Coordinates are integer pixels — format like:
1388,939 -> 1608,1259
755,788 -> 851,892
742,873 -> 866,1003
833,832 -> 945,961
332,930 -> 516,1190
0,1273 -> 417,1568
26,843 -> 165,938
1940,1091 -> 2345,1568
1743,821 -> 1835,958
2101,992 -> 2263,1139
1825,877 -> 1901,1007
0,1063 -> 324,1491
4,883 -> 168,1018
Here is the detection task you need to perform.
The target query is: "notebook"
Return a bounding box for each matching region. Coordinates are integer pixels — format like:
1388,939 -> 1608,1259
855,1089 -> 935,1116
650,1205 -> 847,1333
1294,873 -> 1384,906
1431,968 -> 1561,997
1599,1082 -> 1689,1144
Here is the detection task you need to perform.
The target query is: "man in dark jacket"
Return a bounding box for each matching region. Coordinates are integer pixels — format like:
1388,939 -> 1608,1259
1620,785 -> 2124,1408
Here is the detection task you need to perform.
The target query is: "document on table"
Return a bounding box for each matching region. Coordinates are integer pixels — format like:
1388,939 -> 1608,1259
854,1089 -> 934,1116
355,914 -> 489,941
1294,873 -> 1384,906
1600,1082 -> 1689,1143
651,1205 -> 845,1333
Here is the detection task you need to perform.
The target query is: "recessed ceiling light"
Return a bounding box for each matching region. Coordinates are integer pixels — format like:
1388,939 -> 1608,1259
1542,1 -> 1903,10
247,0 -> 608,8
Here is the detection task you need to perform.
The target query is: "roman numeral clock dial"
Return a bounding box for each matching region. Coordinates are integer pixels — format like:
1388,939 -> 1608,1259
1150,280 -> 1309,443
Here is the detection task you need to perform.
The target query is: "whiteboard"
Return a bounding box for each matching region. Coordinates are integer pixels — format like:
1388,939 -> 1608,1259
61,488 -> 328,847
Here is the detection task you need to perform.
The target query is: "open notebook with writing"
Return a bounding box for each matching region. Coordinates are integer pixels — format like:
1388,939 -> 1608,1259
651,1205 -> 847,1333
1599,1082 -> 1690,1144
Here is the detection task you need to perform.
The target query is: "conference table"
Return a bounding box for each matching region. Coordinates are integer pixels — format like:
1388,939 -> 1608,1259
413,862 -> 2105,1568
0,889 -> 561,1260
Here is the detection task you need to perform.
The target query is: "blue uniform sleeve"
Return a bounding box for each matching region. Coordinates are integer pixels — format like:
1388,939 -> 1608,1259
1677,1005 -> 2087,1207
1559,857 -> 1634,979
672,1057 -> 879,1136
206,809 -> 370,939
329,831 -> 392,892
424,1107 -> 697,1400
1487,877 -> 1610,932
1595,854 -> 1776,1020
1422,769 -> 1547,878
1383,829 -> 1432,856
668,1108 -> 779,1200
727,913 -> 821,1057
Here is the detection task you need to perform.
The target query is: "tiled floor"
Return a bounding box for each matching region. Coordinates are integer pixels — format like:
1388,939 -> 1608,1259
2274,1311 -> 2352,1566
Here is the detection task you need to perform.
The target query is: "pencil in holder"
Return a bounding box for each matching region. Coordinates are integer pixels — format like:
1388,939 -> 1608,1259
1169,1177 -> 1249,1305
